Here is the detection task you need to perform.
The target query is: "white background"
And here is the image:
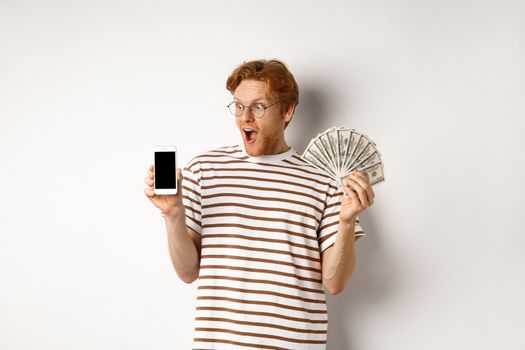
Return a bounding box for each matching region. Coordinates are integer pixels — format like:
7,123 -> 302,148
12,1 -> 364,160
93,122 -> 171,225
1,1 -> 524,349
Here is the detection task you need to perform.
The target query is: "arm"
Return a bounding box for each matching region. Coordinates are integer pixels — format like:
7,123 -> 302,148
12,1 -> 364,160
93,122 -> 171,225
321,217 -> 357,295
144,164 -> 202,284
164,208 -> 202,284
321,170 -> 374,295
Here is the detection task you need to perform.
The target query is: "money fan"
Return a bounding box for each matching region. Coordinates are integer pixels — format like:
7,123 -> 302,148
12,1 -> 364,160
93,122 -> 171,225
301,126 -> 385,196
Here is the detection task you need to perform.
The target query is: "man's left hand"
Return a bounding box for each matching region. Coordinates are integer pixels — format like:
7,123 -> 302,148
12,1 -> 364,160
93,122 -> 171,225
339,170 -> 375,223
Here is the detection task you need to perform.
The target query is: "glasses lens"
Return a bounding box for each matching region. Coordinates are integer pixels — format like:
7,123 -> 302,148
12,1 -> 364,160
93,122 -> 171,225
228,102 -> 242,116
252,103 -> 265,118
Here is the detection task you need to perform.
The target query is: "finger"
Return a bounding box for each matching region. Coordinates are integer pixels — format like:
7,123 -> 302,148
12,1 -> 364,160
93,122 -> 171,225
342,185 -> 357,205
144,187 -> 156,198
348,172 -> 368,188
144,175 -> 153,186
349,172 -> 374,205
350,171 -> 370,185
176,168 -> 184,195
345,178 -> 368,207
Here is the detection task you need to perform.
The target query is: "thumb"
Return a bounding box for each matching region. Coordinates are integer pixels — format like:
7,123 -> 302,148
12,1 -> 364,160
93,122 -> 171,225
177,168 -> 183,190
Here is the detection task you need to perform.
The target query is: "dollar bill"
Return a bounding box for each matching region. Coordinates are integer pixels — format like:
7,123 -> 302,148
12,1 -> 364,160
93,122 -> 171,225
302,126 -> 385,192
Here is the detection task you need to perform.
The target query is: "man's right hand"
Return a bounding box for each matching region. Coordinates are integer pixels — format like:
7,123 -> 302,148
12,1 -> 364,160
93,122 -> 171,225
144,164 -> 184,217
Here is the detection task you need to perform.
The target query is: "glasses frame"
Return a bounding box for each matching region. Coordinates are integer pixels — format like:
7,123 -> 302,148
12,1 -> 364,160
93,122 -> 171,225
227,99 -> 281,118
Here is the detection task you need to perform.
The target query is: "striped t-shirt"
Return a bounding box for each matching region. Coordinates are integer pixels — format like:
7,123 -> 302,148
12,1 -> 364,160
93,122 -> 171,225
181,143 -> 365,350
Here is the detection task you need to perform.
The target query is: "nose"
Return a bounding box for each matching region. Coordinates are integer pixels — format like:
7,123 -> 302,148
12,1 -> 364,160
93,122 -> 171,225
238,107 -> 255,121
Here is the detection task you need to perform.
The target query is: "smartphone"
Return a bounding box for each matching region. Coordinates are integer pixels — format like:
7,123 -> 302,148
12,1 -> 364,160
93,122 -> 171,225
154,145 -> 177,195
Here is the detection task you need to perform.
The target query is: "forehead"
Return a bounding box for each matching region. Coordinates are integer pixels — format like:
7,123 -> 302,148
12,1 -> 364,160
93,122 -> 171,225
233,79 -> 272,103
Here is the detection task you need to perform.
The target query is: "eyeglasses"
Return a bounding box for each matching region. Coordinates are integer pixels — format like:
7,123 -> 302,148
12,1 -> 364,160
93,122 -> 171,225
227,100 -> 281,118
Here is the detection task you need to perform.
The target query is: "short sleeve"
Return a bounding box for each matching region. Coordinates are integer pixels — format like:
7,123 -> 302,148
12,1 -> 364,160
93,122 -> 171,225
182,159 -> 202,234
317,182 -> 366,253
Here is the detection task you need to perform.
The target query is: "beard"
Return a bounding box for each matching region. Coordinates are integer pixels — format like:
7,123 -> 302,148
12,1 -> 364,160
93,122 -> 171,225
243,131 -> 280,156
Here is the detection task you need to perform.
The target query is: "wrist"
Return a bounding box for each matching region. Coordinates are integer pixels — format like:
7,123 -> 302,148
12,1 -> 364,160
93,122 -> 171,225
161,206 -> 184,219
340,214 -> 357,226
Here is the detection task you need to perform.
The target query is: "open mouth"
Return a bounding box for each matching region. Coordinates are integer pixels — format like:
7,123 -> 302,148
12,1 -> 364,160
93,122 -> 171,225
242,128 -> 257,144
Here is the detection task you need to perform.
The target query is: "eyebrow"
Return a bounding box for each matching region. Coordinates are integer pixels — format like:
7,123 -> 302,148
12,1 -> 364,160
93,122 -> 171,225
233,97 -> 267,103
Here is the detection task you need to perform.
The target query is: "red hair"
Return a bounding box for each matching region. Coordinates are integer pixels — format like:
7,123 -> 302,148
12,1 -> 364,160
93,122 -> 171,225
226,59 -> 299,129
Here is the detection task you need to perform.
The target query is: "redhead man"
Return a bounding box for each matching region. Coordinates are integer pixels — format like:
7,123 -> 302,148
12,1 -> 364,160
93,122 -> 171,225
144,59 -> 375,349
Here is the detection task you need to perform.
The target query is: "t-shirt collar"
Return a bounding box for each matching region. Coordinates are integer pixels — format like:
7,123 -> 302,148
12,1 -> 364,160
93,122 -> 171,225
237,141 -> 297,163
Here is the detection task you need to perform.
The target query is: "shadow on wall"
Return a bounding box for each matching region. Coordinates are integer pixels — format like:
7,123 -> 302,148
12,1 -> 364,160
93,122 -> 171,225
287,86 -> 329,153
288,84 -> 399,349
325,214 -> 399,349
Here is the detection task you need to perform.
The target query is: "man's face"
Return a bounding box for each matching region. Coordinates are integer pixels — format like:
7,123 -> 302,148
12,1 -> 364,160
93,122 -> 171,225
234,79 -> 292,157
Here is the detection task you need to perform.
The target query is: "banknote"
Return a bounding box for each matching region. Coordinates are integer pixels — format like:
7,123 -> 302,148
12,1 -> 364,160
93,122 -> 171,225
301,126 -> 385,196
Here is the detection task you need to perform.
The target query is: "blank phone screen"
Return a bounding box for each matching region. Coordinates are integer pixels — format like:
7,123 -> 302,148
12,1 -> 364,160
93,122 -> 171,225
155,151 -> 176,189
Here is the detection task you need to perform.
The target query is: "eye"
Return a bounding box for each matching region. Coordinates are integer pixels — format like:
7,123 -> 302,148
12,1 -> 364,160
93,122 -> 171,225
253,103 -> 265,112
235,102 -> 244,111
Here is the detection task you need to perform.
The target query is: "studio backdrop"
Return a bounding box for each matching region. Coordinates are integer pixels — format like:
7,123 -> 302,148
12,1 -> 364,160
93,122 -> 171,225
1,0 -> 523,349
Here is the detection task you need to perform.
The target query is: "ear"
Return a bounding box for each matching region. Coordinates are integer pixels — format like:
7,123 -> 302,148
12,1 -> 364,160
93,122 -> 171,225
283,103 -> 296,123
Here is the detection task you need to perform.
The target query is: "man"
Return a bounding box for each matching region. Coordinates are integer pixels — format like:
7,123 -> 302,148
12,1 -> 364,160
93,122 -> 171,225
144,59 -> 375,349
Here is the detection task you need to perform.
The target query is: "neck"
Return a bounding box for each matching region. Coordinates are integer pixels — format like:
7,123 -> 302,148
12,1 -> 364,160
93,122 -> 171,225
243,137 -> 291,157
268,138 -> 290,155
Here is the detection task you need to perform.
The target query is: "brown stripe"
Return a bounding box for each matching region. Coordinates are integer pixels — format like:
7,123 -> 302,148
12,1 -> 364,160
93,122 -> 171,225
321,211 -> 360,223
327,189 -> 343,199
321,211 -> 338,221
196,306 -> 327,324
323,232 -> 365,249
201,254 -> 321,274
290,154 -> 310,164
283,159 -> 338,190
201,212 -> 317,231
201,223 -> 317,243
202,192 -> 323,214
184,166 -> 199,176
319,228 -> 365,244
195,317 -> 326,334
193,338 -> 289,350
319,230 -> 365,246
194,328 -> 326,344
201,243 -> 320,263
199,264 -> 322,283
198,275 -> 324,294
193,153 -> 248,159
198,166 -> 332,187
202,233 -> 319,253
202,183 -> 325,204
318,220 -> 339,232
197,296 -> 327,314
183,185 -> 201,198
198,285 -> 325,303
182,194 -> 201,206
188,158 -> 332,179
209,149 -> 242,154
201,174 -> 327,195
183,204 -> 201,216
186,215 -> 202,227
326,201 -> 341,210
183,176 -> 199,186
319,231 -> 336,245
189,159 -> 246,169
186,224 -> 201,234
319,211 -> 359,230
188,155 -> 253,169
202,202 -> 320,224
